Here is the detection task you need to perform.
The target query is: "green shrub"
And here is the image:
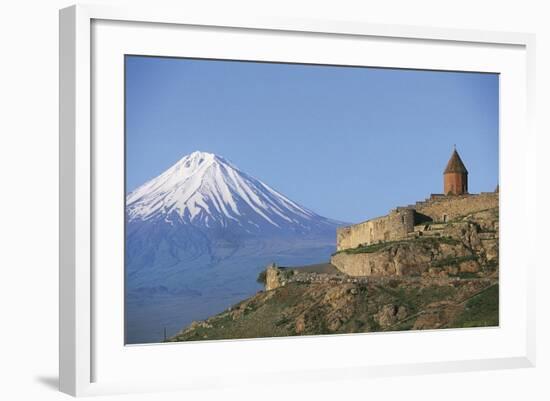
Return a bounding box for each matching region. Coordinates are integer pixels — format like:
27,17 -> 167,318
454,284 -> 499,328
367,316 -> 381,332
431,254 -> 478,268
256,270 -> 267,285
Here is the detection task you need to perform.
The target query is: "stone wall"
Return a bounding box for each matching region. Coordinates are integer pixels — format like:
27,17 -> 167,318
336,208 -> 414,251
265,264 -> 284,291
415,192 -> 498,223
336,192 -> 498,252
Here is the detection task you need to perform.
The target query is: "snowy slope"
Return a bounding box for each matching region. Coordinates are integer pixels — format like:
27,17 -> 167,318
126,151 -> 339,237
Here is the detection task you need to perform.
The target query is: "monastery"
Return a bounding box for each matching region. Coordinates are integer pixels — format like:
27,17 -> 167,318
336,148 -> 499,252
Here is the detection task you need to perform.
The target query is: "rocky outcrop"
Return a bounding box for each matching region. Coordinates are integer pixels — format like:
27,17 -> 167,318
331,207 -> 498,278
375,304 -> 408,328
331,238 -> 474,277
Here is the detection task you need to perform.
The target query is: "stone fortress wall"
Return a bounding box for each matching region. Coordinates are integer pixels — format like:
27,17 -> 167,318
414,192 -> 498,223
336,192 -> 499,251
336,208 -> 415,251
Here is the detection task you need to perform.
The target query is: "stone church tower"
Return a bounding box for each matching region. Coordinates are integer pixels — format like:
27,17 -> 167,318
444,148 -> 468,195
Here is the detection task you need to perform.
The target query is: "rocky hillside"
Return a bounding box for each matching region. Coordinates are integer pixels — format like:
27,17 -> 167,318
167,207 -> 499,342
167,272 -> 497,341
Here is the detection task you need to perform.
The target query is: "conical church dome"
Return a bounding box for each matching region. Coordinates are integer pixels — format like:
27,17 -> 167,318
444,149 -> 468,175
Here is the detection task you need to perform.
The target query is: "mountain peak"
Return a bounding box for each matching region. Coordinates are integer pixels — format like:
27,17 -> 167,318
173,151 -> 225,169
126,151 -> 341,236
185,150 -> 215,161
190,150 -> 213,158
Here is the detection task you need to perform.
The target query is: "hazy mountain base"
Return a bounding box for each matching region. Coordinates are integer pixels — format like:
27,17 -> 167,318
125,239 -> 336,344
167,275 -> 498,341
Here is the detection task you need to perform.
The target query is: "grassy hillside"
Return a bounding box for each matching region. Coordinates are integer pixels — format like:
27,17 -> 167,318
167,277 -> 498,342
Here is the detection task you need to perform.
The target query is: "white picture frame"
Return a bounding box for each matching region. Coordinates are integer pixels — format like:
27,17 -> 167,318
59,4 -> 536,397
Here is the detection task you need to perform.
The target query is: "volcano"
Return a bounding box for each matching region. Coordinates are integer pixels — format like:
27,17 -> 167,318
125,151 -> 344,343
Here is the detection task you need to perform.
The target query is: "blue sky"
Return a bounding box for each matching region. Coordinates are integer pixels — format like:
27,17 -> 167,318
125,56 -> 499,223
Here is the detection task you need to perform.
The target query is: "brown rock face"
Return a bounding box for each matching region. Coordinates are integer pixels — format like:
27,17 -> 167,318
322,285 -> 357,331
459,260 -> 480,273
331,238 -> 473,277
295,315 -> 306,334
483,239 -> 499,263
412,302 -> 462,330
375,304 -> 408,328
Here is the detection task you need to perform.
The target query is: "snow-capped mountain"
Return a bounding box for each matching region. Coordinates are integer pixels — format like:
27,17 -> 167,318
125,151 -> 345,344
127,151 -> 339,237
